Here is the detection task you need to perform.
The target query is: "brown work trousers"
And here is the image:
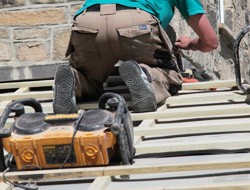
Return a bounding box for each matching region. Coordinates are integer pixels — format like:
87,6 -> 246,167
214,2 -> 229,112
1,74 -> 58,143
66,4 -> 182,104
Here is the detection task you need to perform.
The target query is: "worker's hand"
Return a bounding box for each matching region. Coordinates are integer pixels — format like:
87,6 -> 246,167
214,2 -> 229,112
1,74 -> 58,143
175,37 -> 194,50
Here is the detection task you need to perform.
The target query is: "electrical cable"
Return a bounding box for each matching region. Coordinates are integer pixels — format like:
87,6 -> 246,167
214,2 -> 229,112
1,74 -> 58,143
59,111 -> 84,169
59,127 -> 78,169
3,167 -> 39,190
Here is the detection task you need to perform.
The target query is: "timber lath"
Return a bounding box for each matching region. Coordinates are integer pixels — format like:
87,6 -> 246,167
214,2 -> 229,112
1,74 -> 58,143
2,79 -> 250,190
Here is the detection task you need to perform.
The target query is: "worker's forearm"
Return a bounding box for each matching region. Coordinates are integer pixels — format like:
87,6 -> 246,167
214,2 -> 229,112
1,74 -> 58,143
187,14 -> 219,52
175,36 -> 218,52
188,38 -> 218,52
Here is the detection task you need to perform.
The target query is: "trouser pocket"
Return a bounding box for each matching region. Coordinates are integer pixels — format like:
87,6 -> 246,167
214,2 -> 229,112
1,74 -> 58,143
117,24 -> 157,64
68,25 -> 100,67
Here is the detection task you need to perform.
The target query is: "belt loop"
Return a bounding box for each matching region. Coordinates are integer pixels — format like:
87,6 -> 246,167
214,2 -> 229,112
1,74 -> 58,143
100,4 -> 116,15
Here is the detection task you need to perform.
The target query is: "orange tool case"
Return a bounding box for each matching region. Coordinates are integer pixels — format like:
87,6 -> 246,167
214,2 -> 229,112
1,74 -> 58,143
0,93 -> 134,171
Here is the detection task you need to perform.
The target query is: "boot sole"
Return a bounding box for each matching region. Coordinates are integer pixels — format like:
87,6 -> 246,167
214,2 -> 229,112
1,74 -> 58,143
53,65 -> 78,114
119,61 -> 157,112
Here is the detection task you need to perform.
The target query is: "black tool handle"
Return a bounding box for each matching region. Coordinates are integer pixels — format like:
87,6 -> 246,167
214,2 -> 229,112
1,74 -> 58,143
234,25 -> 250,93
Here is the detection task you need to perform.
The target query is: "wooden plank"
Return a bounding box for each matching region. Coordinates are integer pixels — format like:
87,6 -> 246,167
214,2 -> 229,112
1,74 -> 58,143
182,80 -> 236,90
2,153 -> 250,183
133,117 -> 158,145
0,87 -> 31,116
0,80 -> 53,90
106,171 -> 250,190
0,91 -> 53,101
136,119 -> 156,129
133,119 -> 157,145
0,166 -> 105,183
15,87 -> 30,94
88,176 -> 112,190
166,90 -> 249,106
78,102 -> 99,110
103,153 -> 250,176
131,103 -> 250,121
0,87 -> 30,107
0,182 -> 11,190
135,133 -> 250,154
134,118 -> 250,136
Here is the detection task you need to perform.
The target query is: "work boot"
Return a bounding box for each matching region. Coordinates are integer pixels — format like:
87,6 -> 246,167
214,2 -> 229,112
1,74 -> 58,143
53,64 -> 78,114
119,60 -> 157,113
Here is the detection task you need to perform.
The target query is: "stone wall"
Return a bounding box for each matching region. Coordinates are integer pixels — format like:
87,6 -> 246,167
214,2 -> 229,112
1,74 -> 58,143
0,0 -> 83,81
0,0 -> 249,82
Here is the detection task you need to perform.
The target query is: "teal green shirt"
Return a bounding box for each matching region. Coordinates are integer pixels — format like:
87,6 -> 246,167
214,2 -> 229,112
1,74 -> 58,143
75,0 -> 205,28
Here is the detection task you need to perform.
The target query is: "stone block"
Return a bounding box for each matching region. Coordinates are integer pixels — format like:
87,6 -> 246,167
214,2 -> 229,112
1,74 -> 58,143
16,41 -> 49,62
0,28 -> 9,39
0,0 -> 25,7
53,27 -> 71,60
30,64 -> 58,79
16,66 -> 26,80
15,0 -> 25,5
14,28 -> 49,40
0,8 -> 67,26
0,66 -> 12,81
31,0 -> 65,4
0,42 -> 11,61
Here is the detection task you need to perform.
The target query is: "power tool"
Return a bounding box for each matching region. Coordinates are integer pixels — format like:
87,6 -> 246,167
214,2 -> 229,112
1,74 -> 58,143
0,92 -> 135,171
